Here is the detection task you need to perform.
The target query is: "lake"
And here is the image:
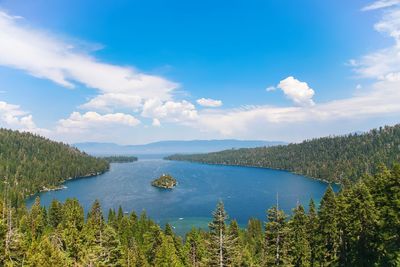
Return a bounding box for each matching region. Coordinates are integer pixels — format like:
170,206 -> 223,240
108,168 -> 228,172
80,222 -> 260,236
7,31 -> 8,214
27,158 -> 337,236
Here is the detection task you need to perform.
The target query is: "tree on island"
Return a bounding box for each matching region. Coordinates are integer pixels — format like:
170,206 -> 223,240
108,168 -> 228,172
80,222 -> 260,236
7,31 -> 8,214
151,174 -> 177,189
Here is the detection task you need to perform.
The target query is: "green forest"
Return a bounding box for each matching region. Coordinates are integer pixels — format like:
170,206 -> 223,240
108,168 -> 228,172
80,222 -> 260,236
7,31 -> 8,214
166,124 -> 400,183
0,127 -> 398,266
0,128 -> 109,205
0,163 -> 398,266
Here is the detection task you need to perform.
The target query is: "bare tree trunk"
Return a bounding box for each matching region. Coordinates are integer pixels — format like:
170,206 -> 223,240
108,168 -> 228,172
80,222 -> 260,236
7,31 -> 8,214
276,233 -> 280,265
220,225 -> 223,267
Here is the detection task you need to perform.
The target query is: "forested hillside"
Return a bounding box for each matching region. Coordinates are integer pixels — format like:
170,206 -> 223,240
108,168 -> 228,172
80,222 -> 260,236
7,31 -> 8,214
0,163 -> 398,266
0,128 -> 109,202
166,124 -> 400,183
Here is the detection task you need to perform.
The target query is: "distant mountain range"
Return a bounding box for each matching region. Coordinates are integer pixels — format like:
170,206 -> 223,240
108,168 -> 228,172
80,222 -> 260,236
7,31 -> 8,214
73,140 -> 285,156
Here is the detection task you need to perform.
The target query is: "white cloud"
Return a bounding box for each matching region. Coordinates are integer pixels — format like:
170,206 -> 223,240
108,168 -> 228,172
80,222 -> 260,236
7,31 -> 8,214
0,101 -> 34,128
352,7 -> 400,80
142,99 -> 198,122
277,76 -> 315,106
0,100 -> 50,136
196,98 -> 223,107
152,118 -> 161,127
2,6 -> 400,143
80,93 -> 143,111
266,86 -> 276,92
0,11 -> 178,114
191,4 -> 400,138
356,84 -> 362,89
194,79 -> 400,136
362,0 -> 400,11
57,111 -> 140,133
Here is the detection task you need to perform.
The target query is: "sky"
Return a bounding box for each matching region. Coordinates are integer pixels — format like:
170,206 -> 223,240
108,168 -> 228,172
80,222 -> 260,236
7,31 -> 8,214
1,0 -> 400,144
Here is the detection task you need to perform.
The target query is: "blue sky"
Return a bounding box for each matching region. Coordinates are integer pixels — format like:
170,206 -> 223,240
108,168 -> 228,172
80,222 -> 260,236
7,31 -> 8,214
0,0 -> 400,144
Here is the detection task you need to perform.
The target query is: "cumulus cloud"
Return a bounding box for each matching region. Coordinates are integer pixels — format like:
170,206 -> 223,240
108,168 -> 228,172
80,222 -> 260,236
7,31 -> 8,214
142,99 -> 198,122
0,100 -> 49,135
0,11 -> 178,114
196,98 -> 223,108
57,111 -> 140,133
277,76 -> 315,106
0,101 -> 35,128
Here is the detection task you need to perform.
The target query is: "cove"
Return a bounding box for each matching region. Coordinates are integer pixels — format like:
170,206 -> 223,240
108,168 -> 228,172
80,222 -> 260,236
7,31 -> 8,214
26,158 -> 338,236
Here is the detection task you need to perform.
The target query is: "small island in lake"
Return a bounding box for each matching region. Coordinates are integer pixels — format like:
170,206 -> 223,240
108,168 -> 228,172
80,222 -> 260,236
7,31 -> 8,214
151,174 -> 177,189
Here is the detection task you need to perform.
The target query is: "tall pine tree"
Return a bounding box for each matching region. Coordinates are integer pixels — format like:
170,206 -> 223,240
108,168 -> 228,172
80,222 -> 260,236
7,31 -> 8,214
316,185 -> 338,266
208,201 -> 235,267
264,205 -> 289,266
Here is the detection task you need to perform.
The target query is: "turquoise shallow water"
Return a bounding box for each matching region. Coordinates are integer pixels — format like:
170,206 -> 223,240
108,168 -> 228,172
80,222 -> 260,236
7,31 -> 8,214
27,159 -> 337,236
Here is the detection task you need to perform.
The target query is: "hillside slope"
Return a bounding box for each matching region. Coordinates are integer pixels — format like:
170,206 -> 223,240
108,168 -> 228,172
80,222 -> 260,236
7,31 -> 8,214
166,124 -> 400,183
0,128 -> 109,200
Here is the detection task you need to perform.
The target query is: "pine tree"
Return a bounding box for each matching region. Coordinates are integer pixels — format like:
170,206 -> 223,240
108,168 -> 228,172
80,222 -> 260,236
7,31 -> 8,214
264,205 -> 288,266
28,197 -> 45,240
108,208 -> 116,228
143,225 -> 164,265
85,199 -> 104,245
245,218 -> 264,264
117,206 -> 124,225
62,198 -> 84,230
165,223 -> 174,236
208,201 -> 235,267
121,242 -> 149,267
3,226 -> 25,266
61,198 -> 84,262
80,200 -> 105,266
307,199 -> 318,267
25,235 -> 70,267
228,219 -> 240,265
368,164 -> 400,266
164,223 -> 185,264
98,225 -> 123,266
118,215 -> 133,247
336,188 -> 352,267
184,228 -> 206,267
316,185 -> 338,266
154,235 -> 183,266
347,182 -> 379,266
48,199 -> 63,228
288,204 -> 310,267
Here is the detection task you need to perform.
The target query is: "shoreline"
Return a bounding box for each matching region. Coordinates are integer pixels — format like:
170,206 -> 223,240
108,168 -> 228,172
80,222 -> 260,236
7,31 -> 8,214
29,170 -> 109,197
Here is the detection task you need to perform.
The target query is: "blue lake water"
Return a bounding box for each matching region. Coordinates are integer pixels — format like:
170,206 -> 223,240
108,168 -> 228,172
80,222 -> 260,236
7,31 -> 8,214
27,159 -> 337,235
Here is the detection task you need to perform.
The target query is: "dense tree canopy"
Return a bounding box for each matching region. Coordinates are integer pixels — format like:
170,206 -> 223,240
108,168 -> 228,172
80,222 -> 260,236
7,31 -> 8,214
166,124 -> 400,183
0,128 -> 109,202
0,126 -> 398,265
0,163 -> 398,266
